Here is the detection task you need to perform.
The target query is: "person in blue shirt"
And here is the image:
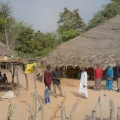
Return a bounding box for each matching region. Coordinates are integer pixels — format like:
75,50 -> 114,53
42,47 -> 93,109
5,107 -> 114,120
106,64 -> 114,91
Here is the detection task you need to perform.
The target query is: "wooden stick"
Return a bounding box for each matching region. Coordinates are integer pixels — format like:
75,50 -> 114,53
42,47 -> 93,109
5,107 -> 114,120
33,92 -> 45,120
28,116 -> 33,120
90,94 -> 106,120
28,104 -> 34,119
12,64 -> 15,83
33,69 -> 38,120
16,69 -> 20,87
31,93 -> 35,115
50,94 -> 66,120
60,105 -> 66,120
34,69 -> 37,93
117,107 -> 120,120
98,94 -> 106,120
24,73 -> 28,90
90,110 -> 96,120
68,98 -> 79,120
109,99 -> 114,120
22,63 -> 29,90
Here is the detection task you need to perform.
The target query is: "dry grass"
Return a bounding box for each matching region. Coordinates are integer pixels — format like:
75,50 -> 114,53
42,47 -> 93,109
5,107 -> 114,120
40,15 -> 120,69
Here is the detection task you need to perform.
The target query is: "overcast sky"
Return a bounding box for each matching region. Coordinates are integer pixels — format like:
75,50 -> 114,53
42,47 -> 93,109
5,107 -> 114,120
1,0 -> 111,32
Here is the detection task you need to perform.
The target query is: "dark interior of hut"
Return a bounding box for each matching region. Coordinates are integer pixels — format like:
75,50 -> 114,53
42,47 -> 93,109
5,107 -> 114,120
60,66 -> 117,81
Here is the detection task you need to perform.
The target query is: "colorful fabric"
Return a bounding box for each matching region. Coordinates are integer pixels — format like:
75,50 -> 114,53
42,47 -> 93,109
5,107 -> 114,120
45,98 -> 50,104
106,68 -> 113,79
44,86 -> 50,98
44,86 -> 50,104
44,70 -> 52,88
106,80 -> 113,90
95,78 -> 101,90
94,68 -> 103,79
25,63 -> 37,73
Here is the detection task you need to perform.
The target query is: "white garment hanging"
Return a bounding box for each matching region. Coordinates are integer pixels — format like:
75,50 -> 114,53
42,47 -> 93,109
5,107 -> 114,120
78,71 -> 88,98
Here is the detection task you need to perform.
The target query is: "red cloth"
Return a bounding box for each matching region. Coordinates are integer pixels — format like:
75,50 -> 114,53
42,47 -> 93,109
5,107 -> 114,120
94,68 -> 103,79
44,70 -> 52,88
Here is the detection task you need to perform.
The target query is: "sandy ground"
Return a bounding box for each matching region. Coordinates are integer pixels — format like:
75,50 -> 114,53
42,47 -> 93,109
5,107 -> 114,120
0,69 -> 120,120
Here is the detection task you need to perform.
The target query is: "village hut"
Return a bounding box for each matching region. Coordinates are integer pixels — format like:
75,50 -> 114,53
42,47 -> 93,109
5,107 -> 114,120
0,42 -> 30,90
40,15 -> 120,79
0,41 -> 14,56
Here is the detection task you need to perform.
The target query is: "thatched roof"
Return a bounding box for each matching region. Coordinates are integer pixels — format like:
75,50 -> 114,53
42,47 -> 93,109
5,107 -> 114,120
0,42 -> 14,56
41,15 -> 120,69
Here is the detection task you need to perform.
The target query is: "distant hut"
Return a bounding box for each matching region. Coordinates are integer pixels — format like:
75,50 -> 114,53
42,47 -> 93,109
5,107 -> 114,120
40,15 -> 120,79
0,41 -> 14,56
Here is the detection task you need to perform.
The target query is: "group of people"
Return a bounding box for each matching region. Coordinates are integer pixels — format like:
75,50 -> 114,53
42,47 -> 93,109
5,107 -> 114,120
79,61 -> 120,99
44,61 -> 120,104
44,65 -> 64,104
94,62 -> 120,92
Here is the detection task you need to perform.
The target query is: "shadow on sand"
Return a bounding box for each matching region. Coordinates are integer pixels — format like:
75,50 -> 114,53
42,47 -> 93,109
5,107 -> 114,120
38,95 -> 45,103
69,91 -> 83,98
37,75 -> 43,82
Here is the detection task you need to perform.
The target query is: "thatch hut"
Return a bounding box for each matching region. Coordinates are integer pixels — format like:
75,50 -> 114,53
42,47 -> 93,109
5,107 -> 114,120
0,41 -> 14,56
40,15 -> 120,79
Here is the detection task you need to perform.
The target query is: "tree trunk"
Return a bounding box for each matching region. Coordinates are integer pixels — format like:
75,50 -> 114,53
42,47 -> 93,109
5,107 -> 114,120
4,24 -> 9,47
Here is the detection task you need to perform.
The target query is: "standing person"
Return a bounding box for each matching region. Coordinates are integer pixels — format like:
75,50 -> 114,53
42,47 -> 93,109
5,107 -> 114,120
106,64 -> 113,91
94,63 -> 103,91
78,67 -> 88,98
52,66 -> 64,97
0,72 -> 3,79
116,61 -> 120,92
44,65 -> 52,104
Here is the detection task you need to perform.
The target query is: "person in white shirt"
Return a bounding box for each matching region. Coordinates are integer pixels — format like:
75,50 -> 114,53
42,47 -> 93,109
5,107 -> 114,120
78,67 -> 88,98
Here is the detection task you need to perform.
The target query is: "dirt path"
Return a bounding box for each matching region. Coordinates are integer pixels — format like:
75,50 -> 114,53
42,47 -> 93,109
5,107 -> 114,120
0,70 -> 120,120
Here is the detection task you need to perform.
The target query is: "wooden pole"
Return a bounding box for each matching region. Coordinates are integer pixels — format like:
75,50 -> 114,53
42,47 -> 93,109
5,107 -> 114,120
90,97 -> 99,120
42,65 -> 44,83
50,94 -> 66,120
12,64 -> 15,83
90,110 -> 96,120
109,99 -> 114,120
25,73 -> 28,90
90,94 -> 106,120
23,63 -> 29,90
34,69 -> 37,93
60,105 -> 66,120
16,71 -> 20,86
98,94 -> 106,120
68,98 -> 79,120
117,107 -> 120,120
33,92 -> 45,120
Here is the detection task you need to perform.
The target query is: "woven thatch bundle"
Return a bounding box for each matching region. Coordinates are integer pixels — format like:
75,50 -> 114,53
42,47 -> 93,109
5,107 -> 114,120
40,15 -> 120,69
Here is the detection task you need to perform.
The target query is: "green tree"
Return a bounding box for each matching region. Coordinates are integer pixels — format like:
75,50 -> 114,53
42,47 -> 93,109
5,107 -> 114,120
86,0 -> 120,30
0,2 -> 23,48
15,26 -> 58,58
57,8 -> 86,42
